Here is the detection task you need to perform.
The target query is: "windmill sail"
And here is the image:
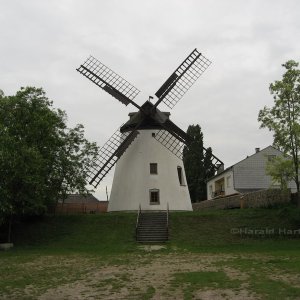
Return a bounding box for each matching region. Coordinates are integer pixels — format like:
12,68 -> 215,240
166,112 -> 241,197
77,55 -> 140,107
161,119 -> 190,145
154,130 -> 185,159
88,128 -> 139,187
154,48 -> 211,109
154,127 -> 223,172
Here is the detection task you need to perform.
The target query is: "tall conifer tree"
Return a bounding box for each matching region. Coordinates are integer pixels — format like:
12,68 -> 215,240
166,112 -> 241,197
183,124 -> 215,202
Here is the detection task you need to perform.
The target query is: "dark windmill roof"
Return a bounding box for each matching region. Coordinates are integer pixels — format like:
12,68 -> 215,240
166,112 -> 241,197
120,101 -> 170,132
59,194 -> 101,204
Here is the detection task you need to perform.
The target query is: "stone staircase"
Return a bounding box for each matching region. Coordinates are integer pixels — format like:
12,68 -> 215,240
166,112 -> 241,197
136,211 -> 169,243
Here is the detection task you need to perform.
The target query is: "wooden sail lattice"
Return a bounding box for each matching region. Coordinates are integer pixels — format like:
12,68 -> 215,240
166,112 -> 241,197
88,128 -> 139,187
155,48 -> 211,109
77,55 -> 140,106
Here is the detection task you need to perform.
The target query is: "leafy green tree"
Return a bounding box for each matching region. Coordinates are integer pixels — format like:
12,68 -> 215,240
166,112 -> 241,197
183,124 -> 215,202
266,156 -> 294,190
258,60 -> 300,197
0,87 -> 99,240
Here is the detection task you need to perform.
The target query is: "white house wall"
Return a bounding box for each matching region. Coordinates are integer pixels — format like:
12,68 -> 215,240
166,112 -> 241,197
108,129 -> 192,212
233,146 -> 297,192
206,169 -> 238,200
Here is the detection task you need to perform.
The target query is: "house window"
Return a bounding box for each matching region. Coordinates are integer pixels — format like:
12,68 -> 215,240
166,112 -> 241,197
150,163 -> 158,174
152,132 -> 156,137
149,189 -> 160,204
177,166 -> 184,185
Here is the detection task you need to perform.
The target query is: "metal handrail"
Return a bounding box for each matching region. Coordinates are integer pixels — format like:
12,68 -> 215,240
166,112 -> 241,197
166,202 -> 169,240
135,204 -> 141,240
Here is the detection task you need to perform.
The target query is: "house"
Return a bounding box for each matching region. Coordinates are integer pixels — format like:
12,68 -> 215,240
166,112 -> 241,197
56,194 -> 108,214
59,194 -> 101,204
206,146 -> 297,200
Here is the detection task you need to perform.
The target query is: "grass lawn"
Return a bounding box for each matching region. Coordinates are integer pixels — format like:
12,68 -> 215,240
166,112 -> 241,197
1,205 -> 300,299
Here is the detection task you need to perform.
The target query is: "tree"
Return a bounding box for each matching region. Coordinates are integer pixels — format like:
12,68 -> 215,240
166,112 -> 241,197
0,87 -> 99,240
258,60 -> 300,199
183,124 -> 215,202
266,156 -> 294,190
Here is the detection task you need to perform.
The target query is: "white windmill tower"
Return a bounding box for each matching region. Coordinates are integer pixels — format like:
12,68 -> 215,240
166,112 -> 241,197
77,49 -> 223,212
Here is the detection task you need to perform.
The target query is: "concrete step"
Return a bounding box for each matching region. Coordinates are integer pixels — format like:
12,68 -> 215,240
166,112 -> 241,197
138,230 -> 167,232
138,232 -> 167,234
138,231 -> 167,233
137,236 -> 168,239
140,218 -> 166,220
136,211 -> 169,243
137,238 -> 168,243
138,224 -> 167,227
137,235 -> 168,239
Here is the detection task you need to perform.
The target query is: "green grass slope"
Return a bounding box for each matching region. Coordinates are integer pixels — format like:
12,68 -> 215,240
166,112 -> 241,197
9,213 -> 137,255
5,204 -> 300,255
170,206 -> 300,254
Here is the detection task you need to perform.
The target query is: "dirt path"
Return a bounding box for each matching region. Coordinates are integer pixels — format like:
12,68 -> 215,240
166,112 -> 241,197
3,249 -> 299,299
38,252 -> 258,300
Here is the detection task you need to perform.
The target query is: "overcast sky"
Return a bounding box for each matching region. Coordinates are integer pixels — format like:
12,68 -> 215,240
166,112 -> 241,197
1,0 -> 300,199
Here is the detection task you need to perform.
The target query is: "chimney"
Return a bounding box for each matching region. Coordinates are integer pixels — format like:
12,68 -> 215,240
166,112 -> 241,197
255,147 -> 260,153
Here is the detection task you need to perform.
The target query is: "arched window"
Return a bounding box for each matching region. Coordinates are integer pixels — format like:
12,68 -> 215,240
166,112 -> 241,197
177,166 -> 184,185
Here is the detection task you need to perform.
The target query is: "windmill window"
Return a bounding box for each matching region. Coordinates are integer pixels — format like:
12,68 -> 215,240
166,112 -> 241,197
149,189 -> 160,204
152,132 -> 156,137
177,166 -> 185,185
150,163 -> 158,174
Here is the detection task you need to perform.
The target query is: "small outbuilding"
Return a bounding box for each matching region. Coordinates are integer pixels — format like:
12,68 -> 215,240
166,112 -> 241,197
56,194 -> 108,214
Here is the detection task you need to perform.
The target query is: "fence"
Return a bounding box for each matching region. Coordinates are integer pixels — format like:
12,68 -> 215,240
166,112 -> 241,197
192,189 -> 291,211
55,202 -> 108,214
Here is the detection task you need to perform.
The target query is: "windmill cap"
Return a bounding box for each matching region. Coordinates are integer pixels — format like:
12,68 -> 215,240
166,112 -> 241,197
120,101 -> 170,133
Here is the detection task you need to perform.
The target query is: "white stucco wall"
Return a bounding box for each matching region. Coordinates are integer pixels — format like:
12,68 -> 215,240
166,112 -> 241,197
108,129 -> 192,211
206,169 -> 238,200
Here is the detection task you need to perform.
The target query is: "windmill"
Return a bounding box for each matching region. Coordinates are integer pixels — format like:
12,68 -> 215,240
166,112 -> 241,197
77,49 -> 223,211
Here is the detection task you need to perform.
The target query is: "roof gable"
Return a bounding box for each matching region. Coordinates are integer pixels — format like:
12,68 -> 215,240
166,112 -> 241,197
61,194 -> 100,204
233,145 -> 283,169
207,145 -> 285,182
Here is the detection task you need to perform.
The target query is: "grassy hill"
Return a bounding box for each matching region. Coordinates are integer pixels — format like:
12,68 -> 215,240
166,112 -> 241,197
2,205 -> 300,299
6,204 -> 300,255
